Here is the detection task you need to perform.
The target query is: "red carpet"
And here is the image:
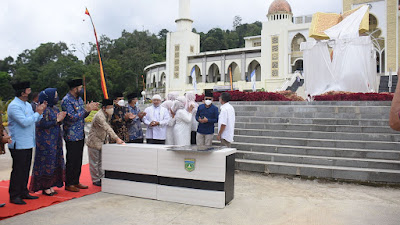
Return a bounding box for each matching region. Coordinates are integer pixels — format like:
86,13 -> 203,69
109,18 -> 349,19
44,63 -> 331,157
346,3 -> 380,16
0,164 -> 101,220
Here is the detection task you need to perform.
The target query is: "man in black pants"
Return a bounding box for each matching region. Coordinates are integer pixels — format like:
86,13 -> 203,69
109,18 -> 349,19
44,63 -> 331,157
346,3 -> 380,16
61,79 -> 98,192
7,82 -> 47,205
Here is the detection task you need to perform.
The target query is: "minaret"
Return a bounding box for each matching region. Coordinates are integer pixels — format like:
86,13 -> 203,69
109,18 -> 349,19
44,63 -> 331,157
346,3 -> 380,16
175,0 -> 193,32
165,0 -> 200,95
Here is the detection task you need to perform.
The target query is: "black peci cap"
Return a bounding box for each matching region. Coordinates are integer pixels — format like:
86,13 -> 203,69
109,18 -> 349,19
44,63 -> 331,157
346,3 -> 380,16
205,89 -> 213,98
102,99 -> 114,107
12,81 -> 30,91
127,92 -> 139,100
67,79 -> 83,88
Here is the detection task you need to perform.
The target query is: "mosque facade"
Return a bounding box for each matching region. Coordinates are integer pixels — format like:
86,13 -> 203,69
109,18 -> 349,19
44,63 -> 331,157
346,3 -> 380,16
143,0 -> 399,98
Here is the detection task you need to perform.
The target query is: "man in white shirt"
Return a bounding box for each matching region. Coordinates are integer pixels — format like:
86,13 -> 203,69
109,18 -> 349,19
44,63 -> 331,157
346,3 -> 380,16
217,92 -> 235,148
143,95 -> 171,144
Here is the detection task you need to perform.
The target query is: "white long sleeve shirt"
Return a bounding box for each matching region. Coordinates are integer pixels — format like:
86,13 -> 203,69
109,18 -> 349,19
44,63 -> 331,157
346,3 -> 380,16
143,105 -> 170,140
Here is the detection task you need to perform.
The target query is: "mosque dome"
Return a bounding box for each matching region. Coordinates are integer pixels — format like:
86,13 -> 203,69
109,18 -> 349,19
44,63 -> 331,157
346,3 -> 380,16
268,0 -> 292,15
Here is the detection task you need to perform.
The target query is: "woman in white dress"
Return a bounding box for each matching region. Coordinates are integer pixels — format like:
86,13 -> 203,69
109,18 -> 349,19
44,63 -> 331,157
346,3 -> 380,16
185,91 -> 199,144
172,96 -> 194,146
161,100 -> 175,145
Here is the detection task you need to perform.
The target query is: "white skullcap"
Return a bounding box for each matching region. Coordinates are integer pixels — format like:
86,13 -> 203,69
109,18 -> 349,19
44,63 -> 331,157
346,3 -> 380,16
152,94 -> 162,101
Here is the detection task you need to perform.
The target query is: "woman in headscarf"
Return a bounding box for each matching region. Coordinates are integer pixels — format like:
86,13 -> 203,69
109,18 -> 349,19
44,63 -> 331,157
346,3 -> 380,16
185,91 -> 199,145
167,92 -> 179,101
29,88 -> 67,196
172,96 -> 194,146
161,99 -> 176,145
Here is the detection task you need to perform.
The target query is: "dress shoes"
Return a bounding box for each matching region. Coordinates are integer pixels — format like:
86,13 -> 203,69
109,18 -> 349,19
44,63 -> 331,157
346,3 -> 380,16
21,194 -> 39,200
92,181 -> 101,187
65,185 -> 80,192
10,197 -> 26,205
75,183 -> 88,189
42,190 -> 55,196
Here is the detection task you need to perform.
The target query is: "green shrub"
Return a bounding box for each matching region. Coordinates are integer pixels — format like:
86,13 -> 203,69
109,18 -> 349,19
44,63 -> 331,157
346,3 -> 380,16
85,110 -> 97,123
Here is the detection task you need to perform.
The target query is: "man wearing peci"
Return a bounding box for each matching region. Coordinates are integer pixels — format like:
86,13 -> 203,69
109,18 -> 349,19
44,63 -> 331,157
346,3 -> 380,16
143,95 -> 170,144
196,90 -> 219,146
61,79 -> 99,192
8,81 -> 47,205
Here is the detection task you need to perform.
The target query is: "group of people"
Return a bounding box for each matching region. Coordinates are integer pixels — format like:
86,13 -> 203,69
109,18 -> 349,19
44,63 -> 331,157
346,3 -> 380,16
4,79 -> 98,205
1,78 -> 236,206
86,89 -> 236,187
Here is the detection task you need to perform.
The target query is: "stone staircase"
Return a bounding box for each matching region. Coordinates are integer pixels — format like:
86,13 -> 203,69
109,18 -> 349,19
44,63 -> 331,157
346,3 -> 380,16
226,101 -> 400,184
379,75 -> 398,93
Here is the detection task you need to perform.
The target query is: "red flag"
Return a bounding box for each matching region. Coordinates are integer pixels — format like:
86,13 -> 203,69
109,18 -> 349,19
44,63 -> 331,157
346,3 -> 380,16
85,8 -> 90,16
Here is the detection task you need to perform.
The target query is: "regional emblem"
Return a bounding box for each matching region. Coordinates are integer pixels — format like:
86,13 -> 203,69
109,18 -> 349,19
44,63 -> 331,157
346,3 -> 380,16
184,159 -> 195,172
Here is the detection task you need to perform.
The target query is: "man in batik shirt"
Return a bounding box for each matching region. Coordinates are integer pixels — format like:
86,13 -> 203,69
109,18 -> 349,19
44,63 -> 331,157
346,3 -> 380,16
62,79 -> 98,192
111,92 -> 130,142
126,93 -> 146,143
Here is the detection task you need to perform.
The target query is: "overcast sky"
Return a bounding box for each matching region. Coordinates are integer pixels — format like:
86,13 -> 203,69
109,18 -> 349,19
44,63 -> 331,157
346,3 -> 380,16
0,0 -> 342,60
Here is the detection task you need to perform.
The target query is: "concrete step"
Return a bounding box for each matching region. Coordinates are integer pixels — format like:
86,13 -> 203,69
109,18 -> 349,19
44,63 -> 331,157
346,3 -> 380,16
233,105 -> 390,114
235,159 -> 400,183
234,122 -> 397,134
235,111 -> 389,120
233,135 -> 400,151
229,142 -> 400,160
235,116 -> 389,127
227,101 -> 392,106
233,129 -> 400,142
236,151 -> 400,170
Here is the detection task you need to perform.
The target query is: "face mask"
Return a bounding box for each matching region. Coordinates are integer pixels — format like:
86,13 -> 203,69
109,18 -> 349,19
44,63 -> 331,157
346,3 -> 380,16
78,88 -> 84,96
105,108 -> 114,115
205,100 -> 212,106
117,100 -> 125,107
54,96 -> 59,104
135,102 -> 139,107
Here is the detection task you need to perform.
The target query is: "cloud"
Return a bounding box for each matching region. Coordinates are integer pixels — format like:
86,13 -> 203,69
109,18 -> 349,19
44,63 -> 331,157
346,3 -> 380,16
0,0 -> 341,60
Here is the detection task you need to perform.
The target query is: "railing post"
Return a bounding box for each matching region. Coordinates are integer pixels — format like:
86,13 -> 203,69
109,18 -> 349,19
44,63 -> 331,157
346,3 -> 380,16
389,68 -> 393,93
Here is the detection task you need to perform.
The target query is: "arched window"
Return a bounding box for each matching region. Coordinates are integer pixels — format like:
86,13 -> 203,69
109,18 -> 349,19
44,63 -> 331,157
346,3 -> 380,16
207,64 -> 221,83
291,33 -> 306,52
227,62 -> 241,82
247,60 -> 261,82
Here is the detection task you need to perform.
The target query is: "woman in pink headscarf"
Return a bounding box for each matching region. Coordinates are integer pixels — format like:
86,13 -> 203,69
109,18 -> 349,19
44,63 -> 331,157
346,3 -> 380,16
161,99 -> 175,145
185,91 -> 199,144
172,96 -> 194,146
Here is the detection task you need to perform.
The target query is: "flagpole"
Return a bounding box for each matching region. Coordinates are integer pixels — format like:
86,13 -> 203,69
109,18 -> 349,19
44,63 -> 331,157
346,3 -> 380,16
229,67 -> 233,91
85,8 -> 109,99
83,75 -> 87,102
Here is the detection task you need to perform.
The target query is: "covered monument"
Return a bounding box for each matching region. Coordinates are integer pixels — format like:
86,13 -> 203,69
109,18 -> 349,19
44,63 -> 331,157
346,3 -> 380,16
301,5 -> 377,96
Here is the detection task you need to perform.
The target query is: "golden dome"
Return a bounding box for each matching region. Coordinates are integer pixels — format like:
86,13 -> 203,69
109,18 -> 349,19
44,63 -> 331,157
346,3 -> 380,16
268,0 -> 292,14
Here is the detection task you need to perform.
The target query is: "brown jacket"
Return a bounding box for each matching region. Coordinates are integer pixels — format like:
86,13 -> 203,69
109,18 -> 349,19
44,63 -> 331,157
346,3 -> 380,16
87,109 -> 119,150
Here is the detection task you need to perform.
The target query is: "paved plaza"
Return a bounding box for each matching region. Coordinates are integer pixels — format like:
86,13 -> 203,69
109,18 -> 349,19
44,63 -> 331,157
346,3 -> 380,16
0,147 -> 400,225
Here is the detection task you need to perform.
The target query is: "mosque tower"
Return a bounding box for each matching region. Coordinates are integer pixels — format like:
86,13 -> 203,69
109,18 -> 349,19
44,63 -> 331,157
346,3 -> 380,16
165,0 -> 200,94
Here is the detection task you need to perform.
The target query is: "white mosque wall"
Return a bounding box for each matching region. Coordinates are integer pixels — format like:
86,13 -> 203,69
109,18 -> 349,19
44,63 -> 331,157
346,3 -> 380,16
353,1 -> 387,39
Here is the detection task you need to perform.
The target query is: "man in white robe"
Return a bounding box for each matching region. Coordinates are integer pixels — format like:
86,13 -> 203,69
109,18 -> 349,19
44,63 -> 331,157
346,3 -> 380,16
143,95 -> 170,144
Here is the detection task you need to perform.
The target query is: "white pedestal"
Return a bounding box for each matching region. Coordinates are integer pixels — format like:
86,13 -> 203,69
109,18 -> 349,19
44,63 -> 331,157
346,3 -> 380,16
102,144 -> 236,208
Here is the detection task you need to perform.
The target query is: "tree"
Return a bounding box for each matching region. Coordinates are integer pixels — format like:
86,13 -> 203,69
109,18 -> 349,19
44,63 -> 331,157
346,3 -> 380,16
233,15 -> 242,30
0,72 -> 14,100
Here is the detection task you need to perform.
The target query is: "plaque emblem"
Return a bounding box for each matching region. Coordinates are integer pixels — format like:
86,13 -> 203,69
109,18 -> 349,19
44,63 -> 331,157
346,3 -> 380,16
184,159 -> 195,172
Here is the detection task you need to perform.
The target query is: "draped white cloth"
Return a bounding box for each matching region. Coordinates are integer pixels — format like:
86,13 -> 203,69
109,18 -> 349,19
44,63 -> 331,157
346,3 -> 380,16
173,109 -> 193,146
185,92 -> 199,132
161,100 -> 175,145
301,5 -> 377,96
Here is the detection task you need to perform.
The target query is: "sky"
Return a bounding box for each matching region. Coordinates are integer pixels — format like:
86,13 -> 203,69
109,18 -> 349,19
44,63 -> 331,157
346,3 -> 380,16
0,0 -> 342,60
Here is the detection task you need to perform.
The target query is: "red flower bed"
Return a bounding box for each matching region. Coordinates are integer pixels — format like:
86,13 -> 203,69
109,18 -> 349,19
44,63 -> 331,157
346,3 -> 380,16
196,91 -> 293,102
314,92 -> 393,101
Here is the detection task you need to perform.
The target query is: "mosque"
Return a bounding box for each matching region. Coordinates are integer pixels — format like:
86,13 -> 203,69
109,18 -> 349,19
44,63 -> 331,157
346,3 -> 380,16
143,0 -> 399,98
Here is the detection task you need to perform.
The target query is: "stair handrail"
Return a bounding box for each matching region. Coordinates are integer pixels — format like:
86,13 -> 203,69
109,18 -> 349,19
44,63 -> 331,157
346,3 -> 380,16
277,72 -> 302,91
